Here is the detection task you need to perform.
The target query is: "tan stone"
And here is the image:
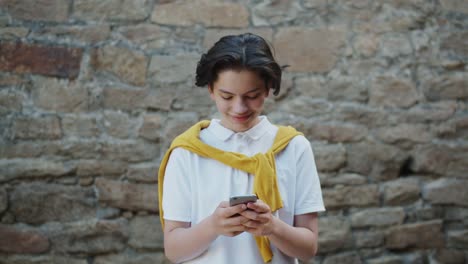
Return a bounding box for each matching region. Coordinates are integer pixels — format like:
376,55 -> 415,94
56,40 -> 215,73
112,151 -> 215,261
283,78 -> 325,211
376,123 -> 431,145
385,220 -> 445,249
117,24 -> 171,47
0,225 -> 49,253
151,0 -> 249,28
33,77 -> 88,112
0,27 -> 29,39
422,73 -> 468,101
1,0 -> 70,22
354,231 -> 384,248
139,113 -> 165,141
96,178 -> 158,212
423,179 -> 468,206
12,115 -> 62,140
127,164 -> 158,183
447,230 -> 468,249
412,144 -> 468,178
370,76 -> 419,108
320,173 -> 367,187
102,111 -> 133,139
73,0 -> 150,21
0,89 -> 23,114
100,140 -> 159,162
148,54 -> 198,84
274,27 -> 346,72
351,207 -> 405,227
354,33 -> 379,57
306,122 -> 367,143
62,115 -> 100,137
318,216 -> 351,253
0,255 -> 87,264
323,185 -> 379,209
76,160 -> 127,177
383,178 -> 420,205
91,46 -> 148,86
252,0 -> 300,26
102,87 -> 147,110
323,252 -> 362,264
313,144 -> 347,172
440,0 -> 468,14
32,25 -> 111,43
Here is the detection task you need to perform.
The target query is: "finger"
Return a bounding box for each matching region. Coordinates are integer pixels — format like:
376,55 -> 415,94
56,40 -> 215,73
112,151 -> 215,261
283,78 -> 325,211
218,201 -> 230,208
247,201 -> 269,213
224,204 -> 247,218
243,220 -> 261,229
239,209 -> 259,220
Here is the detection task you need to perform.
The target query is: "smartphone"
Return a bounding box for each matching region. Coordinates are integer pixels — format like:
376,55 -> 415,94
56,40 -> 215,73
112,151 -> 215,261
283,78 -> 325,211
229,195 -> 258,206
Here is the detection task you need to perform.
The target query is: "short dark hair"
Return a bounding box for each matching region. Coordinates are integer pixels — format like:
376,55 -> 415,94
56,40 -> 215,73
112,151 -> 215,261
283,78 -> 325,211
195,33 -> 283,96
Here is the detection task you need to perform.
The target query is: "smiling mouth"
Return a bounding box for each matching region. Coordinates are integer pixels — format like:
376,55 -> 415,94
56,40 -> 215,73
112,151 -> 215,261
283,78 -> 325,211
231,114 -> 251,122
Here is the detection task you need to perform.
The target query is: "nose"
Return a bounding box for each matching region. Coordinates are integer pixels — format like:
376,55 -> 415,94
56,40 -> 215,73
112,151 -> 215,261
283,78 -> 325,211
233,98 -> 248,114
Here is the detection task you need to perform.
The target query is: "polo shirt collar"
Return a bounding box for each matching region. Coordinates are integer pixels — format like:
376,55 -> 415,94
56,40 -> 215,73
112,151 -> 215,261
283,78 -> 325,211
207,116 -> 272,141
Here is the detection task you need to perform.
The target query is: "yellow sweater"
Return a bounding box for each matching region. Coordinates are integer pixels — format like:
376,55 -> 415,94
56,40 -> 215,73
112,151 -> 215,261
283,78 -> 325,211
158,120 -> 302,262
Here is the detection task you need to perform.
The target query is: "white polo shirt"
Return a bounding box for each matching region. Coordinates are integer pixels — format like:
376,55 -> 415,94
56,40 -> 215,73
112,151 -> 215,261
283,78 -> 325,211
162,116 -> 325,264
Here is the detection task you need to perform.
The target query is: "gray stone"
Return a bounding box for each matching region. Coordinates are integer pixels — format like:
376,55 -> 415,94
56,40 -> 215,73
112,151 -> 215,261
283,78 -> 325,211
306,122 -> 367,143
422,74 -> 468,101
73,0 -> 150,21
376,124 -> 431,145
96,178 -> 158,212
353,231 -> 384,248
346,140 -> 408,181
323,252 -> 362,264
0,225 -> 49,253
0,188 -> 7,214
12,115 -> 62,140
76,160 -> 127,178
447,230 -> 468,249
62,115 -> 100,138
94,252 -> 170,264
351,207 -> 405,227
327,77 -> 368,103
320,173 -> 367,187
103,111 -> 134,139
100,140 -> 159,162
385,220 -> 445,249
441,31 -> 468,57
252,0 -> 300,26
0,159 -> 74,183
45,218 -> 128,254
148,54 -> 198,84
138,113 -> 165,141
380,34 -> 412,58
0,89 -> 24,114
318,217 -> 351,254
0,255 -> 87,264
33,78 -> 89,113
369,76 -> 419,108
430,249 -> 466,264
10,183 -> 96,224
31,25 -> 111,44
323,185 -> 379,209
367,256 -> 403,264
383,178 -> 420,205
423,179 -> 468,206
128,215 -> 163,250
127,163 -> 158,183
1,0 -> 70,22
313,144 -> 347,172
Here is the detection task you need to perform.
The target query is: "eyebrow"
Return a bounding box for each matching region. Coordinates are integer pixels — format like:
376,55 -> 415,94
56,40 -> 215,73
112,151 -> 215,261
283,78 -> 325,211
218,88 -> 262,95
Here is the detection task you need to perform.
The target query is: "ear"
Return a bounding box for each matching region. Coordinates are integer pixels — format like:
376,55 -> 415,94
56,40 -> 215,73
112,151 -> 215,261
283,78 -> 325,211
208,85 -> 215,100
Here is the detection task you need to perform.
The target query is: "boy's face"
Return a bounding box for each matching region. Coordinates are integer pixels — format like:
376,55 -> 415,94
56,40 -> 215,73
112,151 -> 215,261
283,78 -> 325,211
209,69 -> 269,132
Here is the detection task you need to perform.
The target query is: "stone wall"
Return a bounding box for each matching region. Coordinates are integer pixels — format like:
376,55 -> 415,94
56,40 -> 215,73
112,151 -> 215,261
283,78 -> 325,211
0,0 -> 467,263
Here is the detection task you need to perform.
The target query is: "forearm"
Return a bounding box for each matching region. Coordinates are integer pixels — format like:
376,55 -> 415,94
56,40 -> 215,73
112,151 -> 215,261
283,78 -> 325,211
267,217 -> 318,261
164,217 -> 218,263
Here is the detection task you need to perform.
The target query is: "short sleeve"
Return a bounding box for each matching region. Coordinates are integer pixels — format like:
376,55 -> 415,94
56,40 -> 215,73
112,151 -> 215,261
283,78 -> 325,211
162,147 -> 192,222
293,136 -> 326,215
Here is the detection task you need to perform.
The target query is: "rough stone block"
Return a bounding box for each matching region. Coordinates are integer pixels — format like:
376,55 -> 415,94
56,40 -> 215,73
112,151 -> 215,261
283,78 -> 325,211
318,217 -> 351,254
138,113 -> 164,141
441,31 -> 468,57
323,185 -> 379,209
10,183 -> 96,224
422,74 -> 468,101
274,27 -> 346,72
45,218 -> 128,254
313,144 -> 347,172
31,25 -> 111,44
0,225 -> 49,253
12,115 -> 62,140
73,0 -> 150,21
102,111 -> 134,139
128,215 -> 163,250
0,188 -> 6,213
96,178 -> 158,212
76,160 -> 126,178
323,252 -> 362,264
0,0 -> 70,22
0,89 -> 23,114
353,231 -> 384,248
0,159 -> 74,183
351,207 -> 405,227
0,42 -> 82,79
148,54 -> 198,84
376,124 -> 431,145
423,179 -> 468,206
127,164 -> 158,183
91,46 -> 148,86
306,122 -> 367,143
385,220 -> 445,249
412,144 -> 468,178
369,76 -> 419,108
100,140 -> 158,162
62,115 -> 99,137
151,0 -> 249,27
383,178 -> 420,205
